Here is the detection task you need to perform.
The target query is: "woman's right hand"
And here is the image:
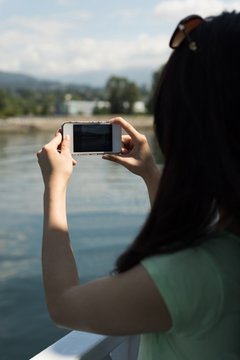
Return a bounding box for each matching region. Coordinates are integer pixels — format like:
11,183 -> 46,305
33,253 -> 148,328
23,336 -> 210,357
103,117 -> 161,204
37,132 -> 76,192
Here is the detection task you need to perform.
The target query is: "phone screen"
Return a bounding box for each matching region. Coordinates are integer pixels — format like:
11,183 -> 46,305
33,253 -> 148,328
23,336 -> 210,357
73,124 -> 112,152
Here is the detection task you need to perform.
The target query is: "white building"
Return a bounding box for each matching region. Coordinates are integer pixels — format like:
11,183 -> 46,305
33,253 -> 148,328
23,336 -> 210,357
64,100 -> 97,116
64,99 -> 146,116
133,101 -> 146,113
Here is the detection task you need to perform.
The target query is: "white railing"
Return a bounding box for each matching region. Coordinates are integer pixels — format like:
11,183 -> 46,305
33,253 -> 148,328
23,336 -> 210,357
30,331 -> 140,360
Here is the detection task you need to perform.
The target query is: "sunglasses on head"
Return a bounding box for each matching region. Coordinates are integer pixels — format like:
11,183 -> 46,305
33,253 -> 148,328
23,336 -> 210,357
169,15 -> 204,51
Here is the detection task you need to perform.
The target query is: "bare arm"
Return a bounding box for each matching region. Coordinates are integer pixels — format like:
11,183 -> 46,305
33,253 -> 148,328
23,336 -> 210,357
37,132 -> 171,336
103,117 -> 161,206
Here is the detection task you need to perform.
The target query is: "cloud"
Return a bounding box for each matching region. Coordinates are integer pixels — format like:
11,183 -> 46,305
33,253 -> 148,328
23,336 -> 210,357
0,27 -> 169,77
154,0 -> 240,22
7,15 -> 72,35
67,34 -> 169,72
0,11 -> 170,80
5,0 -> 239,82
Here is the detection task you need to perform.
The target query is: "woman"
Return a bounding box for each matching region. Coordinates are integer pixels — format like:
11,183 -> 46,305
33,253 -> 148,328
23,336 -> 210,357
37,12 -> 240,359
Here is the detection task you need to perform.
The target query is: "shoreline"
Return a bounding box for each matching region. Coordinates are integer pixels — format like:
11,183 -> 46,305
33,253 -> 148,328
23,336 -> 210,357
0,115 -> 154,133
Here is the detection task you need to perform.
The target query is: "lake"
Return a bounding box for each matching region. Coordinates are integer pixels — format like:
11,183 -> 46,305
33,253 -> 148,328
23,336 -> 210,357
0,128 -> 157,360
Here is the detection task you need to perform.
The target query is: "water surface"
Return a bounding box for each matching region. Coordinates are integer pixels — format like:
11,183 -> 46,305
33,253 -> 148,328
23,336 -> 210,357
0,130 -> 156,359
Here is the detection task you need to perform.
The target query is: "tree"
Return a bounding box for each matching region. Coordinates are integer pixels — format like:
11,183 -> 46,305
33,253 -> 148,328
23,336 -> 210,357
0,89 -> 22,117
105,76 -> 140,114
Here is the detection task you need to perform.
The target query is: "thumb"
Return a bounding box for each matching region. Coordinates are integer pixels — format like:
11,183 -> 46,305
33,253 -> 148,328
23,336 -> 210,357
102,154 -> 129,167
48,132 -> 62,148
61,135 -> 71,154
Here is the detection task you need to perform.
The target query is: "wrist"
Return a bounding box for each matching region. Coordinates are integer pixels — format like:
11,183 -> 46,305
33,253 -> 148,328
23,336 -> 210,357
142,164 -> 162,206
142,164 -> 161,186
44,178 -> 68,196
43,186 -> 68,231
44,187 -> 67,207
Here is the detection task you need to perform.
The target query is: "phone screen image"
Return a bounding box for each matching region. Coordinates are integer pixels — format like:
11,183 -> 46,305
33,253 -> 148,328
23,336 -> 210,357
73,124 -> 113,153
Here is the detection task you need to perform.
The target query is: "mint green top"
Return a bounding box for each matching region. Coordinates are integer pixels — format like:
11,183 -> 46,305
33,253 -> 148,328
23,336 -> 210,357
139,232 -> 240,360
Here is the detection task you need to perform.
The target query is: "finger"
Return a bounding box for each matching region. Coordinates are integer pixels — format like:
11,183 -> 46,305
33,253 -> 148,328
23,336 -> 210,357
121,147 -> 129,155
102,154 -> 130,166
72,158 -> 77,166
110,117 -> 140,140
55,128 -> 62,137
61,135 -> 71,154
36,148 -> 42,156
121,135 -> 133,154
36,150 -> 42,162
47,132 -> 62,149
55,129 -> 63,152
121,134 -> 132,145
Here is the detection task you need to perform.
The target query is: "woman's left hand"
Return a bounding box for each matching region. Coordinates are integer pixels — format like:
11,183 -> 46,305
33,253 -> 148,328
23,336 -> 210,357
37,132 -> 76,191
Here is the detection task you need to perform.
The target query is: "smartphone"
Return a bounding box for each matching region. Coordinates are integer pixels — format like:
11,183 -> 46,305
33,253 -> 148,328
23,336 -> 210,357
62,121 -> 122,155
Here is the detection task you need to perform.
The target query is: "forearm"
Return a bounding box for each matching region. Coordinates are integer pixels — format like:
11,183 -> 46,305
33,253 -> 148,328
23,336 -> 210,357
42,188 -> 79,315
142,165 -> 161,206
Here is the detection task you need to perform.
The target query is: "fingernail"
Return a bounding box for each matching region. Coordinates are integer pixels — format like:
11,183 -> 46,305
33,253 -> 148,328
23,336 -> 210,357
65,135 -> 70,141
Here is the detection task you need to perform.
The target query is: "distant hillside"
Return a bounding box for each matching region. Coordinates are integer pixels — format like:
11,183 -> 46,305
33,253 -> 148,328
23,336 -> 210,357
0,71 -> 104,97
0,71 -> 63,91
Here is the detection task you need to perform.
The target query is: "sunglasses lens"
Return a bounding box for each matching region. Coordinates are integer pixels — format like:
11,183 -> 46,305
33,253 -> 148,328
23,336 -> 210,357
170,31 -> 185,49
186,17 -> 204,32
169,15 -> 204,49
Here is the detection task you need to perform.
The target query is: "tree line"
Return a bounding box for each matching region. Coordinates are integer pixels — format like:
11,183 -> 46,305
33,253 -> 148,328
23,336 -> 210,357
0,67 -> 164,118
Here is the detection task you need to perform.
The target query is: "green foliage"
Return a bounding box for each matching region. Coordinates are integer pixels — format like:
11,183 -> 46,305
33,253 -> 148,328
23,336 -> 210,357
0,89 -> 23,117
93,105 -> 109,115
0,88 -> 59,117
105,76 -> 140,114
0,83 -> 104,118
0,67 -> 167,118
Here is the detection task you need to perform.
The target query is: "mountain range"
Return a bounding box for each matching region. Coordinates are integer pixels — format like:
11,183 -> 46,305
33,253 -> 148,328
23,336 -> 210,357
0,67 -> 153,91
0,70 -> 63,90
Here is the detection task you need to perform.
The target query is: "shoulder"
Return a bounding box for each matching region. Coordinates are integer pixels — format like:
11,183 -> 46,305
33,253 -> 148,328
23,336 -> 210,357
141,245 -> 213,289
141,241 -> 224,335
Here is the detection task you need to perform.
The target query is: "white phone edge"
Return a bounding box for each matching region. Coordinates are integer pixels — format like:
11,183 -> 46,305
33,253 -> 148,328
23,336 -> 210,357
62,121 -> 122,155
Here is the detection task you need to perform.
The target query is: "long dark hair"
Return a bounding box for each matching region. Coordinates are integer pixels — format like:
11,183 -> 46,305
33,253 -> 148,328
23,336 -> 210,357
116,11 -> 240,273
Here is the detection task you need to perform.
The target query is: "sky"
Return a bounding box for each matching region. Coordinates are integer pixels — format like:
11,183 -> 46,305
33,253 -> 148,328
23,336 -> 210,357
0,0 -> 239,86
